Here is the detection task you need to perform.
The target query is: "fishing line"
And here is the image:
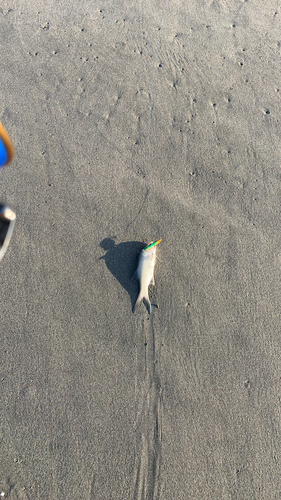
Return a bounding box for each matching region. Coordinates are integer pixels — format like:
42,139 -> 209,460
124,0 -> 169,235
148,0 -> 169,130
109,1 -> 169,238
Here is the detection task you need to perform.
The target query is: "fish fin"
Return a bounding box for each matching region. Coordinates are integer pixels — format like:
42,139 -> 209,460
132,269 -> 139,281
133,293 -> 151,314
143,295 -> 152,314
133,292 -> 144,313
150,275 -> 155,286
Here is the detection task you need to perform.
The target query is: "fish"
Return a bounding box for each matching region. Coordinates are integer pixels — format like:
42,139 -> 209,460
133,239 -> 161,313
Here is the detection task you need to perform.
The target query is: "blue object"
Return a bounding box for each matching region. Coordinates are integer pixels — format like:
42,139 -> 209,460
0,137 -> 8,167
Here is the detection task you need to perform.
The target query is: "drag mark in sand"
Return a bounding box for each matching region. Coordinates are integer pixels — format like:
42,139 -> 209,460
133,316 -> 163,500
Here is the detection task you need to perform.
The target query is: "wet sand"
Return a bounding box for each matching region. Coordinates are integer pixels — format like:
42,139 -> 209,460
1,1 -> 281,498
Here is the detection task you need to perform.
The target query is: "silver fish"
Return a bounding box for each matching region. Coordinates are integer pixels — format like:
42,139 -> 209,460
133,239 -> 161,313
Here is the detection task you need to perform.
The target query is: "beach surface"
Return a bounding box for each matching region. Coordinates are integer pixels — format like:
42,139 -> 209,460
1,1 -> 281,498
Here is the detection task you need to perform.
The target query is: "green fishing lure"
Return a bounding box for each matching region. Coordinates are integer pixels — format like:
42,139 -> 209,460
143,239 -> 161,251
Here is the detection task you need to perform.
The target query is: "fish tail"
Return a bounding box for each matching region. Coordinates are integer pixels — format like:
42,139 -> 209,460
133,293 -> 151,314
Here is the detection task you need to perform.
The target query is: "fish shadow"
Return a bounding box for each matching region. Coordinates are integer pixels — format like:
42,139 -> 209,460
99,238 -> 145,311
